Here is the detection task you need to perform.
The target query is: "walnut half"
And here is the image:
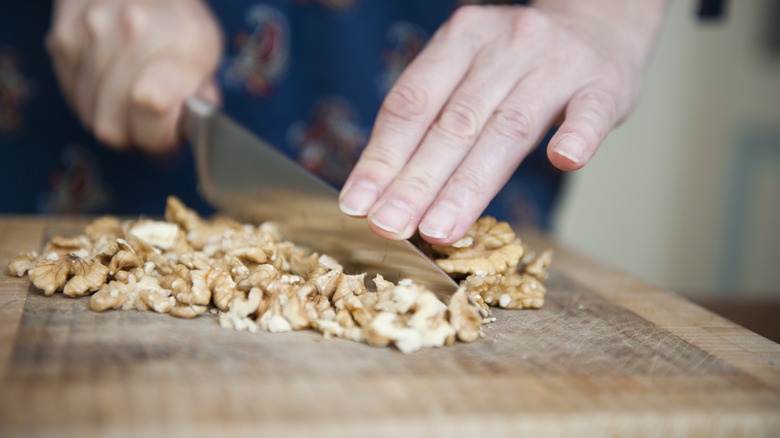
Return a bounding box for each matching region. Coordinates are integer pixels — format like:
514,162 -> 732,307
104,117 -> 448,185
28,253 -> 108,297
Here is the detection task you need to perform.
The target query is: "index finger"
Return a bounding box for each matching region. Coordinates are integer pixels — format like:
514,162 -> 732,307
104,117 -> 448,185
338,11 -> 488,217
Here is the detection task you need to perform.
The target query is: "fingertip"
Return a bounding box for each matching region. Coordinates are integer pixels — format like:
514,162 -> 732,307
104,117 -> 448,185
549,134 -> 588,171
367,198 -> 416,240
339,178 -> 379,217
418,201 -> 459,243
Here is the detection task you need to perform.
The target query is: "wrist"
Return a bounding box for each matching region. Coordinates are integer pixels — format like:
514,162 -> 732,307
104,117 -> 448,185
531,0 -> 669,72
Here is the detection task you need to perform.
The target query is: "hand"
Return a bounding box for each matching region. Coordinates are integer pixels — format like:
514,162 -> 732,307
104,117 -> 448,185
46,0 -> 223,152
339,1 -> 667,244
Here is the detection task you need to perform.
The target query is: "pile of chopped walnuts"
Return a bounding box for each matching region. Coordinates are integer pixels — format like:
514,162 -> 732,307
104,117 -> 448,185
8,196 -> 552,354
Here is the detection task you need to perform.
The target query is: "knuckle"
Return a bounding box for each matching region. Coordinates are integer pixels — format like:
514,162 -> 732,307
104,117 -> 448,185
449,167 -> 489,200
508,7 -> 551,44
45,25 -> 76,56
579,88 -> 618,128
394,171 -> 439,198
382,83 -> 429,122
360,146 -> 406,176
439,6 -> 489,44
84,2 -> 110,40
435,100 -> 481,143
448,5 -> 482,29
120,1 -> 149,39
490,107 -> 535,143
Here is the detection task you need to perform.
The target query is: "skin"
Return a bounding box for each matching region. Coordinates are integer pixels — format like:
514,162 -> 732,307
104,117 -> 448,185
47,0 -> 668,244
339,1 -> 669,245
46,0 -> 223,151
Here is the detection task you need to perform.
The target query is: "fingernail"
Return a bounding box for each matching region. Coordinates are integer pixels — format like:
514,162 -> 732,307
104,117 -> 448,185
419,201 -> 459,240
339,180 -> 379,216
370,199 -> 413,236
553,135 -> 586,164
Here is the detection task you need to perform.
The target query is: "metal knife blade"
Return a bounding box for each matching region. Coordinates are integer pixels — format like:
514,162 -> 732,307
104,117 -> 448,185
180,97 -> 459,299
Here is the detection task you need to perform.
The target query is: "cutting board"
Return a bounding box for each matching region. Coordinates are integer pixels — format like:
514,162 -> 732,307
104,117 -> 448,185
1,217 -> 779,437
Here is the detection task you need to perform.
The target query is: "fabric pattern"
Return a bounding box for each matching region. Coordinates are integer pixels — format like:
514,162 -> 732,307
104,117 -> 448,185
0,0 -> 564,230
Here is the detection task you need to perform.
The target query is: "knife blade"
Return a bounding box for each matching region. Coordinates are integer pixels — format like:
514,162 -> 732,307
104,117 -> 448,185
180,97 -> 459,299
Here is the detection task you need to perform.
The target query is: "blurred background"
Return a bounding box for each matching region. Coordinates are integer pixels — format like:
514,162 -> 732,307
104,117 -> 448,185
554,0 -> 780,339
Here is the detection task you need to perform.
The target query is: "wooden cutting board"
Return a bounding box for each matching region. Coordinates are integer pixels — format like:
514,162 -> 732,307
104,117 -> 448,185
1,216 -> 779,437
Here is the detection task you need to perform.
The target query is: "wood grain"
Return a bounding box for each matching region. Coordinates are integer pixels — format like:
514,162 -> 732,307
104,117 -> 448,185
1,217 -> 779,437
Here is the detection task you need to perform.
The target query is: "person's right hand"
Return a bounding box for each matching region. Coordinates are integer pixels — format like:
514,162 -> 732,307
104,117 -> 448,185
47,0 -> 223,153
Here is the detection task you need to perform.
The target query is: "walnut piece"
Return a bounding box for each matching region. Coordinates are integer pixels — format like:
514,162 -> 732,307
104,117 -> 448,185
523,249 -> 554,282
85,216 -> 122,242
8,252 -> 38,277
464,272 -> 546,310
433,217 -> 525,276
448,287 -> 483,342
128,220 -> 181,250
28,253 -> 108,297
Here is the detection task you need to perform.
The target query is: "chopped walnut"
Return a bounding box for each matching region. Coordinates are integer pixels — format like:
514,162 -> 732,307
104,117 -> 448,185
409,291 -> 455,348
432,217 -> 524,276
229,287 -> 264,318
282,294 -> 314,330
312,269 -> 341,299
122,235 -> 171,274
128,220 -> 182,251
367,312 -> 422,354
165,196 -> 242,250
448,287 -> 483,342
164,196 -> 203,232
92,236 -> 120,265
140,288 -> 176,313
344,295 -> 374,327
85,216 -> 123,242
375,279 -> 422,314
236,264 -> 277,292
108,249 -> 143,276
464,272 -> 546,310
219,287 -> 265,332
182,269 -> 215,306
523,249 -> 554,282
210,269 -> 241,311
8,196 -> 553,354
28,253 -> 108,297
258,295 -> 292,333
63,258 -> 109,297
170,304 -> 208,319
365,280 -> 456,353
332,273 -> 367,310
90,274 -> 173,312
8,252 -> 37,277
42,235 -> 91,260
467,290 -> 491,318
90,279 -> 133,312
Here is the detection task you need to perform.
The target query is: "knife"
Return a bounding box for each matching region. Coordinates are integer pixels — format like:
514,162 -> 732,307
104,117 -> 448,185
179,97 -> 459,299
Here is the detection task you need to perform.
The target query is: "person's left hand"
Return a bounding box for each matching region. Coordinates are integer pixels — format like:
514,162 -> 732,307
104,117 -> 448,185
338,3 -> 666,245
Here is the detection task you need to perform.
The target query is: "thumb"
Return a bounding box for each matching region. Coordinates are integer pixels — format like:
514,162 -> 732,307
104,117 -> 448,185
547,82 -> 626,171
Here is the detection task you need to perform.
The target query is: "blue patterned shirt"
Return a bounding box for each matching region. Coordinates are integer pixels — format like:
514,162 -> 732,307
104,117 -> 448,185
0,0 -> 563,229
